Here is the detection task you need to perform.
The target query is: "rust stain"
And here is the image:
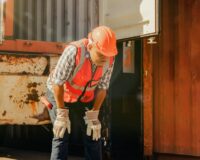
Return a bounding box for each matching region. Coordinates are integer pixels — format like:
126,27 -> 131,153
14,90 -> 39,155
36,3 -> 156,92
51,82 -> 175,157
0,55 -> 34,64
27,82 -> 41,88
25,89 -> 39,103
23,83 -> 42,104
2,110 -> 7,116
8,82 -> 42,108
0,55 -> 48,75
30,102 -> 38,115
0,55 -> 42,63
0,119 -> 13,124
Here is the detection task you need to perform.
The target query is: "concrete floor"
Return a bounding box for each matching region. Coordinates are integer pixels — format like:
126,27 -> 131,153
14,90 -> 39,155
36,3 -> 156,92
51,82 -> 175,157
0,147 -> 84,160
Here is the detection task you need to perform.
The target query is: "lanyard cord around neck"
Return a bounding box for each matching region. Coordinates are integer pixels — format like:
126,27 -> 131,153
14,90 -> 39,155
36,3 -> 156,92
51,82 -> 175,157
77,65 -> 97,102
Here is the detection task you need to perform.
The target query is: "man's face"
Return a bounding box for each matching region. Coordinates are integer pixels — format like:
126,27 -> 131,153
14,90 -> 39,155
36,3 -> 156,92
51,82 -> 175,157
89,45 -> 108,66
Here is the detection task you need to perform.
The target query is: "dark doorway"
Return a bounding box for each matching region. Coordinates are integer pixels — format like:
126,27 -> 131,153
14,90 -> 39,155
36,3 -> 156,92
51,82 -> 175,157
103,39 -> 143,160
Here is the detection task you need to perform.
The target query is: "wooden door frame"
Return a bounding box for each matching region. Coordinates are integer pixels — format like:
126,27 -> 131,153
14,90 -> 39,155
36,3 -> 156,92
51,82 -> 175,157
143,37 -> 156,156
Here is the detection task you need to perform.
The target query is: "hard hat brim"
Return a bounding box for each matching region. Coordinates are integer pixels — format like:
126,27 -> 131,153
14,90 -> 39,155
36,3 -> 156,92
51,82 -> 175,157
100,48 -> 118,57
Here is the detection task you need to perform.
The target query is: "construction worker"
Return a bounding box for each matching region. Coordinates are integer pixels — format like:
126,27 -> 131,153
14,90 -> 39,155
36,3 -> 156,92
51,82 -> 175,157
46,26 -> 118,160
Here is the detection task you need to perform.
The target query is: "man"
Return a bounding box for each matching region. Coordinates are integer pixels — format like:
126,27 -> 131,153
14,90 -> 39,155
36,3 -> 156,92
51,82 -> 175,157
46,26 -> 118,160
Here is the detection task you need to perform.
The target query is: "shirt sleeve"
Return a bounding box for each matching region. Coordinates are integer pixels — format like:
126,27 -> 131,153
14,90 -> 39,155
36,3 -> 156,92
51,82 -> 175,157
51,45 -> 77,85
97,59 -> 115,90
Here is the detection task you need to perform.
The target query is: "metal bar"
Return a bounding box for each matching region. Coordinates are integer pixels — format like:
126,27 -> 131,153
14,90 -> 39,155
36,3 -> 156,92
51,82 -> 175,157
27,0 -> 33,39
36,0 -> 42,40
23,0 -> 28,39
56,0 -> 64,41
46,0 -> 53,41
88,0 -> 99,32
32,0 -> 37,40
0,40 -> 65,54
41,0 -> 47,41
18,0 -> 24,38
65,0 -> 76,41
51,0 -> 56,41
76,0 -> 88,39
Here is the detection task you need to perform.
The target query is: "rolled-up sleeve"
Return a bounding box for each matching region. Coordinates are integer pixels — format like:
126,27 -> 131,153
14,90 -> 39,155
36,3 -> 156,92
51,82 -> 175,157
51,45 -> 77,85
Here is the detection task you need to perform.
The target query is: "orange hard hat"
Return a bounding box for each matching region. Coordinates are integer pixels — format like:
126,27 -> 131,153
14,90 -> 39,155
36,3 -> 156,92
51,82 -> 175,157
88,26 -> 118,57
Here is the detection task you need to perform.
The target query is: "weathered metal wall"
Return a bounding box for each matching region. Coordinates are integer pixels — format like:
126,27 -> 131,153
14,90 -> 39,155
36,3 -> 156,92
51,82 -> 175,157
153,0 -> 200,157
0,53 -> 59,125
13,0 -> 99,42
0,0 -> 99,125
0,0 -> 100,149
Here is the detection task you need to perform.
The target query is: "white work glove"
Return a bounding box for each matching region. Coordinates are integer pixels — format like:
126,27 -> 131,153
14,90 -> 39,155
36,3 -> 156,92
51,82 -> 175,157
84,110 -> 101,141
53,108 -> 71,138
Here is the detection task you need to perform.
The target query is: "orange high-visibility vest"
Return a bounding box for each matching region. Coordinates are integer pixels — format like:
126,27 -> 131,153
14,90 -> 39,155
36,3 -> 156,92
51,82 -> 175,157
63,39 -> 113,103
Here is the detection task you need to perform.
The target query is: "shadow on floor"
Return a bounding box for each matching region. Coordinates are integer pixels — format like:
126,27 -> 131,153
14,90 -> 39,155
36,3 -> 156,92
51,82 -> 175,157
0,147 -> 84,160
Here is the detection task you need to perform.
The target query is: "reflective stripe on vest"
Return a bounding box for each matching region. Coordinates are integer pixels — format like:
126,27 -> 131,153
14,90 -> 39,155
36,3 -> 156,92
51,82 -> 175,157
68,43 -> 110,92
63,39 -> 112,103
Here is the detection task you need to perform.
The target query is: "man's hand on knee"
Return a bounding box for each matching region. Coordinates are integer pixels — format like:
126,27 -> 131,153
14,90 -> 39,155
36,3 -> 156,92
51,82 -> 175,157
84,110 -> 101,141
53,108 -> 71,138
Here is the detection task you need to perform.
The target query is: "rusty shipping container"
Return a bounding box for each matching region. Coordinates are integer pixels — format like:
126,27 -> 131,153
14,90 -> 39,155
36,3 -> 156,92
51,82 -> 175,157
0,0 -> 99,125
1,0 -> 200,160
0,0 -> 155,159
0,0 -> 100,156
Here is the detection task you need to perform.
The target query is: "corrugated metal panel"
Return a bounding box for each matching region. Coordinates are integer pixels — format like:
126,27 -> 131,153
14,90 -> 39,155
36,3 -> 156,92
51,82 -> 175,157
36,0 -> 43,40
153,0 -> 200,156
65,0 -> 76,41
14,0 -> 99,42
0,53 -> 59,125
88,0 -> 99,31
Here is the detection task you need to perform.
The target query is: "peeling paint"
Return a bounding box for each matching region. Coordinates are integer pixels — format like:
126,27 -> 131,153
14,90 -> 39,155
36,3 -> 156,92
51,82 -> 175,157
2,110 -> 6,116
0,119 -> 14,124
29,102 -> 37,115
0,54 -> 48,75
0,55 -> 58,125
27,82 -> 42,88
26,89 -> 39,103
0,75 -> 48,124
25,82 -> 43,105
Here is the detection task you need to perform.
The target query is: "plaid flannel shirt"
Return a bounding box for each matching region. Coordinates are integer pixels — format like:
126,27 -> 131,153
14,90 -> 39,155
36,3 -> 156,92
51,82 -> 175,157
47,45 -> 115,92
